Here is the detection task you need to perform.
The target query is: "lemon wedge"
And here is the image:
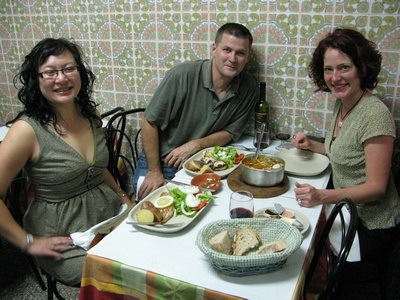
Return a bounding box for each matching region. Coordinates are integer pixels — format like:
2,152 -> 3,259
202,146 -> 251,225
154,195 -> 174,209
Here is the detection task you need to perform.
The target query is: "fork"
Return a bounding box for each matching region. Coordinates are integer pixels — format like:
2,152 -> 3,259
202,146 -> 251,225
229,144 -> 256,151
126,221 -> 185,228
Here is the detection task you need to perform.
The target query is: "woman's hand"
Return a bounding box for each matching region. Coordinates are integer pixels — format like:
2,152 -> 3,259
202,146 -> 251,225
292,132 -> 310,150
27,236 -> 74,258
293,182 -> 320,207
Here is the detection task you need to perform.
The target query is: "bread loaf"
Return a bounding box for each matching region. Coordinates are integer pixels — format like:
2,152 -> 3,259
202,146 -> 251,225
257,239 -> 288,254
208,230 -> 232,255
233,226 -> 261,256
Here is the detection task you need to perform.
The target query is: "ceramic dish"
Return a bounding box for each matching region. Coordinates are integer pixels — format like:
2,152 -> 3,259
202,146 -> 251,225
190,173 -> 222,192
183,147 -> 244,177
254,207 -> 310,235
275,148 -> 330,176
128,183 -> 212,233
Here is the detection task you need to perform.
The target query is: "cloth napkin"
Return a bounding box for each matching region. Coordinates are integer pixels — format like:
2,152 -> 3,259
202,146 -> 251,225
71,203 -> 133,250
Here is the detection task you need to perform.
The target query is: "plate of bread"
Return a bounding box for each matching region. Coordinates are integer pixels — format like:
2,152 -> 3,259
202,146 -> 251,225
184,146 -> 245,177
128,182 -> 213,233
196,218 -> 302,276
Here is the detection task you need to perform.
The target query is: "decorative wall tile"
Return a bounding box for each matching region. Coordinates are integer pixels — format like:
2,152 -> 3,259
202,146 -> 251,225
0,0 -> 398,138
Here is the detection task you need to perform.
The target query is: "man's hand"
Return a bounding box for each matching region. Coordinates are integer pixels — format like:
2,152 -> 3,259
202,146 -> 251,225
164,141 -> 198,170
137,170 -> 165,200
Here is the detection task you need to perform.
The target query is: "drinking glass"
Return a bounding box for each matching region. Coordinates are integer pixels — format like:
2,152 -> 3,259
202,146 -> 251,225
275,124 -> 292,150
253,129 -> 270,153
229,191 -> 254,219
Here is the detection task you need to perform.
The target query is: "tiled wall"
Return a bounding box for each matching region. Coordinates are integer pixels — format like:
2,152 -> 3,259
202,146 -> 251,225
1,0 -> 399,137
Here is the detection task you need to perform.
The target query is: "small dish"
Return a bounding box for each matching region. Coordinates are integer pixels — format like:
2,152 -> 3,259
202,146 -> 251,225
191,173 -> 222,192
255,207 -> 310,235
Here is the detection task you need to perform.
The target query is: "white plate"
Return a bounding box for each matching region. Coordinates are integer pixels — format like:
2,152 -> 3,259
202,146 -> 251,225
254,207 -> 310,235
275,148 -> 330,176
183,147 -> 243,178
128,183 -> 212,233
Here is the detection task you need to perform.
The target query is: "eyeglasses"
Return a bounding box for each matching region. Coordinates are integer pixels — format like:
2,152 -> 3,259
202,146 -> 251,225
39,66 -> 79,79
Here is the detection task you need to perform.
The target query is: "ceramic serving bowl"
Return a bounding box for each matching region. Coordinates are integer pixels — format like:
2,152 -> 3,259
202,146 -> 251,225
240,154 -> 285,187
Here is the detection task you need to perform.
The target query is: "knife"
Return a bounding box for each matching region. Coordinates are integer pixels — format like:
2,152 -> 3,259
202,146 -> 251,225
166,179 -> 214,192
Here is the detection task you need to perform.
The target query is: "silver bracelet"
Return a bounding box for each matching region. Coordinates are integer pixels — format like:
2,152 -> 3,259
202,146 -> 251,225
23,233 -> 34,252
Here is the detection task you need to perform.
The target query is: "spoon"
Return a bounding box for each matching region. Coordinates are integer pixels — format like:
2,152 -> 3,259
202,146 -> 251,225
254,122 -> 266,160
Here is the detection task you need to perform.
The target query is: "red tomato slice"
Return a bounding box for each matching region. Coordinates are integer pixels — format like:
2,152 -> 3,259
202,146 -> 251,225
234,153 -> 245,164
193,201 -> 207,211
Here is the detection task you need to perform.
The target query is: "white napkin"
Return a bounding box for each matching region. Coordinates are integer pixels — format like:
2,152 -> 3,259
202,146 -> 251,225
326,204 -> 361,262
137,175 -> 145,193
71,204 -> 132,250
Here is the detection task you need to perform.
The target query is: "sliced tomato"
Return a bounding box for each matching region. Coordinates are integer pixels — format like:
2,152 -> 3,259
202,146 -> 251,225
192,201 -> 208,211
234,153 -> 245,164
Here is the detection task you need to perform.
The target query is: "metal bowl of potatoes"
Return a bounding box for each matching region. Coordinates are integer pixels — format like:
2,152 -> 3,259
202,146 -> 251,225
240,154 -> 285,187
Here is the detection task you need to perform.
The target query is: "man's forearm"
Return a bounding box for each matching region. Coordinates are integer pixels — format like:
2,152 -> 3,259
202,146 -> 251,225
193,130 -> 232,150
141,117 -> 162,172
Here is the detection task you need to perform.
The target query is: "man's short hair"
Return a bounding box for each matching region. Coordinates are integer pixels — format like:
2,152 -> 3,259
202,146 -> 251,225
215,23 -> 253,47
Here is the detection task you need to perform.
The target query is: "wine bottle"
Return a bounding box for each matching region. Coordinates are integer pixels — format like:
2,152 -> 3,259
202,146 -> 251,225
254,82 -> 269,131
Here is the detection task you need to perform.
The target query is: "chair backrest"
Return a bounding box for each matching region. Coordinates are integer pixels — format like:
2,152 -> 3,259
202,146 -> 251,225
303,198 -> 359,300
6,173 -> 28,225
104,108 -> 146,196
101,106 -> 125,119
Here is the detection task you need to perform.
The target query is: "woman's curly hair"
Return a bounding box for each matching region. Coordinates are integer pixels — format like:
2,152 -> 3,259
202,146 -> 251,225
309,28 -> 382,93
8,38 -> 101,132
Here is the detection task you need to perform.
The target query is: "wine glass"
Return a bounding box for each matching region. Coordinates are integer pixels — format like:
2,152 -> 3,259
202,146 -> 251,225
229,191 -> 254,219
253,128 -> 270,153
275,124 -> 292,150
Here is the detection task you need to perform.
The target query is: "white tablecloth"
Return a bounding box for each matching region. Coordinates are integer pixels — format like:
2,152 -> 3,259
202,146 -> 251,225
87,137 -> 331,299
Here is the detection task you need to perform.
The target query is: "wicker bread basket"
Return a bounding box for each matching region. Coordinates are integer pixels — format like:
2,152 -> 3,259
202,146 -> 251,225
196,218 -> 302,276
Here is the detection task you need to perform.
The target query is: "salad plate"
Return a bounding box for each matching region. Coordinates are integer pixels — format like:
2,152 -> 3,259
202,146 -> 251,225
183,146 -> 244,178
254,207 -> 310,235
128,183 -> 212,233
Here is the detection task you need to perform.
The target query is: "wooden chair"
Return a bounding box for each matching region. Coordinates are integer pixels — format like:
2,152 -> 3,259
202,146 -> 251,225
303,198 -> 359,300
104,108 -> 146,197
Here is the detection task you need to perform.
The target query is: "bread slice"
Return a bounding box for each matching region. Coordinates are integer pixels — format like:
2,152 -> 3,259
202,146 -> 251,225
233,226 -> 261,256
209,230 -> 232,255
257,239 -> 288,254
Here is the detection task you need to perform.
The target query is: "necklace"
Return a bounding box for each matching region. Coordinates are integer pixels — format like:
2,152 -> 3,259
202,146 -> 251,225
338,90 -> 366,128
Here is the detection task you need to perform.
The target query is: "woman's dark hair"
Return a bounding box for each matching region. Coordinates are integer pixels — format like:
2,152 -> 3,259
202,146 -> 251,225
215,23 -> 253,47
309,28 -> 382,92
8,38 -> 100,131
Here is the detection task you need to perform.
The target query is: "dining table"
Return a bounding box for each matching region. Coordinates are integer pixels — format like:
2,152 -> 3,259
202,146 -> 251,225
79,136 -> 331,300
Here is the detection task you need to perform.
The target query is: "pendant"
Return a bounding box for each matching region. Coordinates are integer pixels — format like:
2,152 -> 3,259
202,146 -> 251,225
338,121 -> 343,128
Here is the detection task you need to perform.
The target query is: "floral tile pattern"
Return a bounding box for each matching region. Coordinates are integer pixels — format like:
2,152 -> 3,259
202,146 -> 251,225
0,0 -> 399,137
